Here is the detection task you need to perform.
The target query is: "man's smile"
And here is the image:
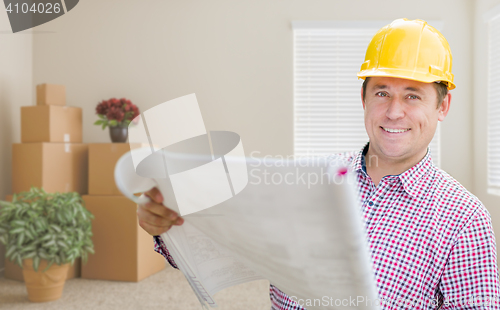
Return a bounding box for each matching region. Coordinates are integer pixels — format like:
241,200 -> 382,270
380,126 -> 411,133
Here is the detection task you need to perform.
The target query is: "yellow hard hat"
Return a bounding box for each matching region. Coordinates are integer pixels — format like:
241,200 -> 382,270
358,18 -> 455,90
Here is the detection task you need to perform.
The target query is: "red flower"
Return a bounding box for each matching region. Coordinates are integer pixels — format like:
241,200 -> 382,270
123,103 -> 132,112
131,106 -> 139,119
95,97 -> 140,127
95,101 -> 109,115
106,106 -> 125,122
109,98 -> 121,108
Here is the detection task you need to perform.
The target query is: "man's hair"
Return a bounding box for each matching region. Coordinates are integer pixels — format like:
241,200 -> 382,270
361,77 -> 448,108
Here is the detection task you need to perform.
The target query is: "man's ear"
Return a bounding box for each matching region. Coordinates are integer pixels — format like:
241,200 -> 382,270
361,87 -> 366,110
438,92 -> 451,121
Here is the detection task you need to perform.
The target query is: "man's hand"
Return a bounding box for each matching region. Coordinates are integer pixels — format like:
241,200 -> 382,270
137,187 -> 184,236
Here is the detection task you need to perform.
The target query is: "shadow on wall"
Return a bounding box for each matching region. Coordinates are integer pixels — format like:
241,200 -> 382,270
0,78 -> 14,274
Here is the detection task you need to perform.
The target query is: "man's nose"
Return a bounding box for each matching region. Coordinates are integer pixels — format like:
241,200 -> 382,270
385,98 -> 405,120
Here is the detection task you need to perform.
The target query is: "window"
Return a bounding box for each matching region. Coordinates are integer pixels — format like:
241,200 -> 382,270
292,21 -> 442,167
485,8 -> 500,195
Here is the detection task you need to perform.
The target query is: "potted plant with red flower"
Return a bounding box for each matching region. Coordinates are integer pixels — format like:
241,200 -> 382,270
94,98 -> 140,143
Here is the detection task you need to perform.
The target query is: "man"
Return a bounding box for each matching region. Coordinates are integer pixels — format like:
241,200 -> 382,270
137,19 -> 500,309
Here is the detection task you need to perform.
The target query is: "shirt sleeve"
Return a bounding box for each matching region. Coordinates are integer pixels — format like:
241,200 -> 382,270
438,207 -> 500,309
153,235 -> 179,269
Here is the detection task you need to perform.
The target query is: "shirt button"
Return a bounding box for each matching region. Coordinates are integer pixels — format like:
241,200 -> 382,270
368,201 -> 374,206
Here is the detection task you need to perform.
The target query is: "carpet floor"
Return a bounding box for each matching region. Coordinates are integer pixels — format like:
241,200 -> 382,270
0,265 -> 272,310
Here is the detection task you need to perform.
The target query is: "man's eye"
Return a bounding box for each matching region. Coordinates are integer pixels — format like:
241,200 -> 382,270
376,92 -> 387,97
407,95 -> 420,100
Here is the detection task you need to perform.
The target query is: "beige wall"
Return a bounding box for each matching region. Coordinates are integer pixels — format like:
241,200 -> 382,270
473,0 -> 500,241
0,10 -> 33,273
0,0 -> 476,270
32,0 -> 474,187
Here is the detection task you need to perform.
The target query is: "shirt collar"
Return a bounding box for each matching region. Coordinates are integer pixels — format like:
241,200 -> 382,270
351,143 -> 368,174
351,142 -> 435,198
398,150 -> 434,198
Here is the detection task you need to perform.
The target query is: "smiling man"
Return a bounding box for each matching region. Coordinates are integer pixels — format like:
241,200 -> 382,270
137,19 -> 500,309
362,76 -> 450,186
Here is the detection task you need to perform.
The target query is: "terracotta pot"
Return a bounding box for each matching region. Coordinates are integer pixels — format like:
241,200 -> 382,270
22,259 -> 70,302
109,126 -> 128,143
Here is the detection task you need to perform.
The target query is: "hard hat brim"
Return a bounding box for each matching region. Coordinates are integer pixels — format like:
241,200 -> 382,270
357,68 -> 456,90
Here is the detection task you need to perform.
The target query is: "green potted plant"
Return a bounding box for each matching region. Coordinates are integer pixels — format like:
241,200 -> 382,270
0,188 -> 94,302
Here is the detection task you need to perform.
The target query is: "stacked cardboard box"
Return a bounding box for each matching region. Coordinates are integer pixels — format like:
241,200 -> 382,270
81,143 -> 165,281
5,84 -> 87,281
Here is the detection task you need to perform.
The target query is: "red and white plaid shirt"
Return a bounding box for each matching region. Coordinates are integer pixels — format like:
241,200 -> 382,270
154,144 -> 500,309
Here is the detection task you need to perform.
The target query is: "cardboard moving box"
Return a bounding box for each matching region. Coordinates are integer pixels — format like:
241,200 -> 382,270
12,143 -> 88,194
88,143 -> 148,195
2,195 -> 81,281
81,195 -> 165,282
36,83 -> 66,106
21,105 -> 82,143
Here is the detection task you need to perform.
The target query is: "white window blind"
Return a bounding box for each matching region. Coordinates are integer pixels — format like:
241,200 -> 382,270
293,21 -> 441,167
486,14 -> 500,193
